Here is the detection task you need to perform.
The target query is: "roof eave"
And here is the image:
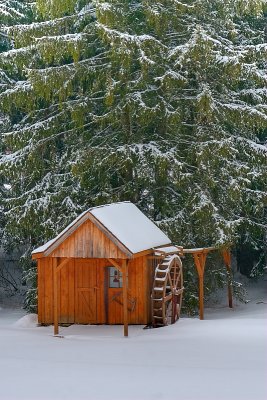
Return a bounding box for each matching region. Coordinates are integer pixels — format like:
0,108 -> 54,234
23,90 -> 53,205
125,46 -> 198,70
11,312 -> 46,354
32,211 -> 134,259
32,252 -> 44,260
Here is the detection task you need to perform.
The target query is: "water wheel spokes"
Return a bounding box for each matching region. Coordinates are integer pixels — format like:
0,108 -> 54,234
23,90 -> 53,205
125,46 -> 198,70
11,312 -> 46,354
152,254 -> 184,328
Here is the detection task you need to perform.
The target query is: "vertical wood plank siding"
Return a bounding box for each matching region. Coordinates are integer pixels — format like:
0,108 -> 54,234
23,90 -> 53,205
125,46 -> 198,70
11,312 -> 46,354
37,256 -> 151,325
49,220 -> 129,259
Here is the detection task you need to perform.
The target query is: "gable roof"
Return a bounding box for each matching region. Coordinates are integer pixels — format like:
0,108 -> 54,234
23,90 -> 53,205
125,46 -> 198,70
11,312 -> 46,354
32,201 -> 171,257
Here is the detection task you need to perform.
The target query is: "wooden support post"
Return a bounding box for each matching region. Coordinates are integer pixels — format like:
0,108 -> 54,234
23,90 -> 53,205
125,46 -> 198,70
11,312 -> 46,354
193,252 -> 207,320
52,257 -> 70,336
53,259 -> 59,335
122,259 -> 128,337
107,258 -> 124,273
222,250 -> 233,309
199,275 -> 204,320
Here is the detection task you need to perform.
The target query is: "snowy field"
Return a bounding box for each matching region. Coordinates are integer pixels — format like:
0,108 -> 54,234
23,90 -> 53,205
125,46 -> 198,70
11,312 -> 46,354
0,282 -> 266,400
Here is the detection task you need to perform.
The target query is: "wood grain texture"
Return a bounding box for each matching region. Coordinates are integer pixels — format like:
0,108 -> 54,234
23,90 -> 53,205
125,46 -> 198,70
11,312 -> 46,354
34,212 -> 133,259
37,260 -> 44,323
53,258 -> 59,335
75,259 -> 97,324
122,260 -> 128,337
222,250 -> 233,309
50,220 -> 130,259
193,253 -> 207,320
44,258 -> 53,323
38,256 -> 151,326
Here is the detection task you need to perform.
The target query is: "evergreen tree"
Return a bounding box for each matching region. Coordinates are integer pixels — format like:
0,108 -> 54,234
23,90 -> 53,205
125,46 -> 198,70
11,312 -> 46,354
0,1 -> 103,253
1,0 -> 266,251
0,1 -> 32,48
0,1 -> 34,237
90,0 -> 267,252
0,1 -> 266,310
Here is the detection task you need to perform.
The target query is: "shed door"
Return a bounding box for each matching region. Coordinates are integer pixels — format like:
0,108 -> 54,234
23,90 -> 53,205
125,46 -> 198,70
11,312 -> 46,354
75,260 -> 98,324
107,266 -> 123,324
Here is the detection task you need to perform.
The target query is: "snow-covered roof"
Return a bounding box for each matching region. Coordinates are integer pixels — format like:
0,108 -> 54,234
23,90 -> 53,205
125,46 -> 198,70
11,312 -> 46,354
32,202 -> 171,256
154,246 -> 182,256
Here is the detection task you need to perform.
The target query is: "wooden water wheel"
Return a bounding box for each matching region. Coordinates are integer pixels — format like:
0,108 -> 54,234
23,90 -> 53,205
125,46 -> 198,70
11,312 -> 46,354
152,254 -> 184,327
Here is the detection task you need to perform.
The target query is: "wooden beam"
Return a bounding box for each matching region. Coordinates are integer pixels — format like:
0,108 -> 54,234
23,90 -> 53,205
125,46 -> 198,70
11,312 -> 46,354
183,247 -> 215,254
107,258 -> 123,273
56,257 -> 70,272
222,249 -> 233,309
52,258 -> 70,336
153,245 -> 183,256
122,259 -> 129,337
107,257 -> 129,336
199,275 -> 204,320
53,259 -> 59,335
32,252 -> 44,260
132,249 -> 154,259
193,252 -> 207,320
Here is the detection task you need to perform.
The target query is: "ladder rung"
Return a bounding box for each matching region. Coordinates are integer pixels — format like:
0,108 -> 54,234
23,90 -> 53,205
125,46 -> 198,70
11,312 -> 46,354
156,268 -> 168,272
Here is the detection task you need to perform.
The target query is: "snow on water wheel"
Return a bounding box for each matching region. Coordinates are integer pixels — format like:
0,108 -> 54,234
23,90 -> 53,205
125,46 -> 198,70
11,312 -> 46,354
152,254 -> 184,328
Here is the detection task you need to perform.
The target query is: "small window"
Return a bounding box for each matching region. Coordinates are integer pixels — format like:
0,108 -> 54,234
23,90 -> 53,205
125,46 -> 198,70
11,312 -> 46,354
109,267 -> 123,288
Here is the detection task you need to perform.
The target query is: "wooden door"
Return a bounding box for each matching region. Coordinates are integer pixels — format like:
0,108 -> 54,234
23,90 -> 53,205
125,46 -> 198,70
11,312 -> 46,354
108,288 -> 124,324
75,260 -> 98,324
106,266 -> 123,324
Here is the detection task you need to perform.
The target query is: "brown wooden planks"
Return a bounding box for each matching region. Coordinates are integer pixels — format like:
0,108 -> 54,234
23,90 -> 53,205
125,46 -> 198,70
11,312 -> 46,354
50,220 -> 129,259
105,256 -> 149,325
136,257 -> 143,324
128,259 -> 136,324
44,258 -> 53,324
67,259 -> 75,323
122,260 -> 128,336
37,260 -> 45,323
59,259 -> 69,323
143,256 -> 149,325
97,260 -> 106,324
75,259 -> 98,324
38,255 -> 151,326
53,259 -> 59,335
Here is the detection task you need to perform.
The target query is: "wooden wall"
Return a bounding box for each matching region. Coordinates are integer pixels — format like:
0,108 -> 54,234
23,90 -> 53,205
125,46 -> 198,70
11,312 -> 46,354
49,219 -> 128,259
37,256 -> 152,325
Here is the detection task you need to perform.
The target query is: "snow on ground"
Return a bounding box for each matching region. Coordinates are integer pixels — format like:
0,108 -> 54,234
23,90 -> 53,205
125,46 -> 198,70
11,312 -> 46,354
0,280 -> 266,400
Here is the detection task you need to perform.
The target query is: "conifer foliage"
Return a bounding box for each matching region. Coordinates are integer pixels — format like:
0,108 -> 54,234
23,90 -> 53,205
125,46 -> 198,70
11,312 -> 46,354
0,1 -> 102,252
0,1 -> 34,233
93,0 -> 267,249
0,1 -> 266,308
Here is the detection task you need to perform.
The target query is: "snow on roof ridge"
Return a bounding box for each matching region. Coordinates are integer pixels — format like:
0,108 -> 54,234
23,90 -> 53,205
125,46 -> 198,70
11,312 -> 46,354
88,200 -> 130,212
32,202 -> 130,254
32,201 -> 171,255
90,203 -> 171,253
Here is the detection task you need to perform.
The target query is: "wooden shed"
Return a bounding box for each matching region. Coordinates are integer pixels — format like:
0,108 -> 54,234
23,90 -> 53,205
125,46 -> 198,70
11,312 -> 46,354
32,202 -> 184,336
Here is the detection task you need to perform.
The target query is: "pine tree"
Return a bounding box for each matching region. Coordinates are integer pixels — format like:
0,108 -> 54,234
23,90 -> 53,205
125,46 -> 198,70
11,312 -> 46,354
0,1 -> 34,237
0,1 -> 34,136
0,1 -> 105,253
0,1 -> 266,311
90,0 -> 267,251
1,0 -> 266,250
0,1 -> 32,46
